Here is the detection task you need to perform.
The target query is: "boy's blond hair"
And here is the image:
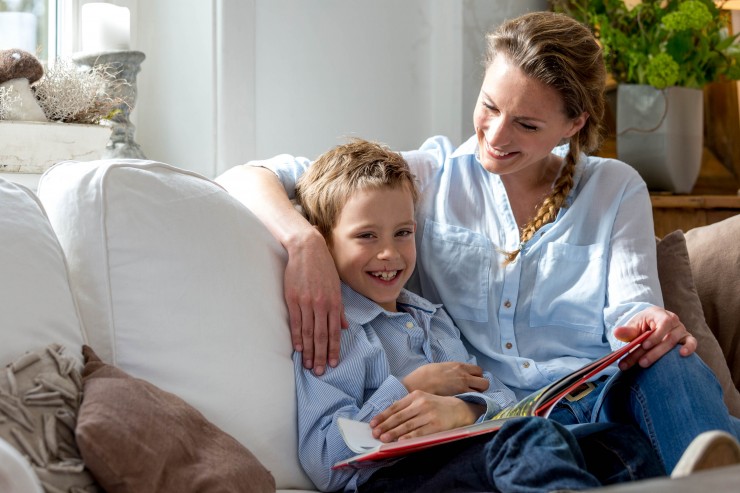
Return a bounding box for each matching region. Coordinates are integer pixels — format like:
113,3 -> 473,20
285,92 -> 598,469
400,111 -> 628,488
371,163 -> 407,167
295,138 -> 419,240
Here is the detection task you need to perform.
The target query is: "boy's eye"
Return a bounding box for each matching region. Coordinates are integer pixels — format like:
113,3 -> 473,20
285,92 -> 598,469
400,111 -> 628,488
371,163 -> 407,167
357,232 -> 376,239
396,229 -> 413,237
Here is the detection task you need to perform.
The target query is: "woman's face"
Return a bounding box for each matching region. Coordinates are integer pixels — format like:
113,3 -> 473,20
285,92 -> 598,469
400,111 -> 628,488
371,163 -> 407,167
473,54 -> 587,179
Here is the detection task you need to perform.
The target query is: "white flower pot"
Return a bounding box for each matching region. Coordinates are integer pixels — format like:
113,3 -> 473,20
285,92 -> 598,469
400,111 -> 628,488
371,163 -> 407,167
0,121 -> 112,173
616,84 -> 703,194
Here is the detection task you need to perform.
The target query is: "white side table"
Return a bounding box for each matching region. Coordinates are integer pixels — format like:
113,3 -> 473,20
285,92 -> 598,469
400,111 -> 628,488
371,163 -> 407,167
0,121 -> 112,193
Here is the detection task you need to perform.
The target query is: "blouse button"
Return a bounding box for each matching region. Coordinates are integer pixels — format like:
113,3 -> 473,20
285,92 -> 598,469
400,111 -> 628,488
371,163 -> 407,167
405,321 -> 414,329
505,342 -> 513,349
503,300 -> 512,308
523,361 -> 530,369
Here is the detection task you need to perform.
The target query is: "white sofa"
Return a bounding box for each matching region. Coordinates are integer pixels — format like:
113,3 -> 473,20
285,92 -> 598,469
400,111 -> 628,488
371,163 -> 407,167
0,160 -> 315,492
1,158 -> 739,493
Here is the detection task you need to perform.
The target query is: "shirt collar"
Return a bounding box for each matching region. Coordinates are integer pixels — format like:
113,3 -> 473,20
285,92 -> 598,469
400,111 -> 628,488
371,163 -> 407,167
341,282 -> 441,325
464,138 -> 586,207
451,135 -> 478,159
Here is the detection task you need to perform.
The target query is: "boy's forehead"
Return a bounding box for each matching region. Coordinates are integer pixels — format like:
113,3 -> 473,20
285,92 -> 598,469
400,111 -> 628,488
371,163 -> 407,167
337,185 -> 416,221
356,182 -> 416,201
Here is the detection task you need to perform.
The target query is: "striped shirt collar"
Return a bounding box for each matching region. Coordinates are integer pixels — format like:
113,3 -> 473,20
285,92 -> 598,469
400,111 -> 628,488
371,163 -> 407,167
341,282 -> 441,325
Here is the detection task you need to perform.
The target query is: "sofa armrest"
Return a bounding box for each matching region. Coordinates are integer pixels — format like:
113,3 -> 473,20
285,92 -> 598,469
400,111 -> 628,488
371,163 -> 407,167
0,438 -> 44,493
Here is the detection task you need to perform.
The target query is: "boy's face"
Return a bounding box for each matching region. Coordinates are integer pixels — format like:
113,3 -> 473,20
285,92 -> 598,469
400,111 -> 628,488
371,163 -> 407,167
328,185 -> 416,312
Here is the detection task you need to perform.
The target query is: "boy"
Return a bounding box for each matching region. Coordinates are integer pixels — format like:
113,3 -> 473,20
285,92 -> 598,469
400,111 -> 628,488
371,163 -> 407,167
292,139 -> 660,492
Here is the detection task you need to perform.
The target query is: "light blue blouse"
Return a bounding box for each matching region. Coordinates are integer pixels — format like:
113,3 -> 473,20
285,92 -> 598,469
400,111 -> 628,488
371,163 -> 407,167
294,284 -> 517,492
256,134 -> 662,399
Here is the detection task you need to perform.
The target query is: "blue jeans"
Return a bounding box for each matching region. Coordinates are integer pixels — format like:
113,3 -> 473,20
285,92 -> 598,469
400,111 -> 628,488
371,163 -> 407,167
550,347 -> 740,473
359,417 -> 663,493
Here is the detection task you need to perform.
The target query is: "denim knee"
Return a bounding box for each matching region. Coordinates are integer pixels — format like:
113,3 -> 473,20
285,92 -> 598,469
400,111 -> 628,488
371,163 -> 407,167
484,417 -> 601,492
571,423 -> 665,483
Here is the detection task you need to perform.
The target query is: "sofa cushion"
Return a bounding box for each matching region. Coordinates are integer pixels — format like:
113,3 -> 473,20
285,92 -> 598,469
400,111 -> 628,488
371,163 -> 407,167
76,345 -> 275,493
684,215 -> 740,392
656,230 -> 740,417
0,178 -> 86,369
0,344 -> 98,492
38,160 -> 310,490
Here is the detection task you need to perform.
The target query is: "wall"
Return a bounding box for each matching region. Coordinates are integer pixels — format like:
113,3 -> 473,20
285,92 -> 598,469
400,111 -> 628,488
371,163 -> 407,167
134,0 -> 548,178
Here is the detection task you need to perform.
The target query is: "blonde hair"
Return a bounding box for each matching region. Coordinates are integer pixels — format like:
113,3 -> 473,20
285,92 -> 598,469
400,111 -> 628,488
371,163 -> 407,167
486,12 -> 606,264
295,138 -> 419,240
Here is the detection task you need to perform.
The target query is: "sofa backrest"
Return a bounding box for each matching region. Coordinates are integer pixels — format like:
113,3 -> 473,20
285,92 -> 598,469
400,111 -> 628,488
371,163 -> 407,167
685,215 -> 740,393
38,160 -> 313,490
0,178 -> 86,366
0,177 -> 87,493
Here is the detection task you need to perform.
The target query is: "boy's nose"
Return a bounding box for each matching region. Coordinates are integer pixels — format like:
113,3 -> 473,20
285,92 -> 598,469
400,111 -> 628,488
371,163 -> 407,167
377,244 -> 399,260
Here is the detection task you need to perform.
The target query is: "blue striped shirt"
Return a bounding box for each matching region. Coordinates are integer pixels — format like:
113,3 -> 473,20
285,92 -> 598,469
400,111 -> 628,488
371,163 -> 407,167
295,283 -> 516,492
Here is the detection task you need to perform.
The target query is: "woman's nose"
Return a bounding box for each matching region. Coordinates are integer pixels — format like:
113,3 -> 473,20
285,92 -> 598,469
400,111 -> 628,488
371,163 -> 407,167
485,118 -> 510,146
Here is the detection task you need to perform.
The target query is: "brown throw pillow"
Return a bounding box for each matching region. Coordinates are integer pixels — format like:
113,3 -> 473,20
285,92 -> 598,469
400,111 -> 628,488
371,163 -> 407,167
75,346 -> 275,493
0,344 -> 100,492
656,230 -> 740,417
685,215 -> 740,393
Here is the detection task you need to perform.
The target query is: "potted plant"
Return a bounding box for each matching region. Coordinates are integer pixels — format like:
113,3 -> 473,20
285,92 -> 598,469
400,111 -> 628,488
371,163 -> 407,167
551,0 -> 740,193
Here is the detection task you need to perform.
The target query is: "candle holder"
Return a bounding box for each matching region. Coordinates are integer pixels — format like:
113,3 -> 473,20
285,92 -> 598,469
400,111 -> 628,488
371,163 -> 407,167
71,50 -> 146,159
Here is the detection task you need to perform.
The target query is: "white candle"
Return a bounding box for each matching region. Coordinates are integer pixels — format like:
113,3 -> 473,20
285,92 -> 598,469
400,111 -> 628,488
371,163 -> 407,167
81,3 -> 130,52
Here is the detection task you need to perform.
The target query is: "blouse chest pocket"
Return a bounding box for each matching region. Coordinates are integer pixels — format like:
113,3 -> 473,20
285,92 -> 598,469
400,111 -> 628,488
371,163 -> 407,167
420,220 -> 491,323
530,242 -> 606,332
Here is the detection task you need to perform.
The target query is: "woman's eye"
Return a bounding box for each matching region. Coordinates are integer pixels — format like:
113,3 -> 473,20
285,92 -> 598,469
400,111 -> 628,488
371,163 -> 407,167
520,122 -> 538,132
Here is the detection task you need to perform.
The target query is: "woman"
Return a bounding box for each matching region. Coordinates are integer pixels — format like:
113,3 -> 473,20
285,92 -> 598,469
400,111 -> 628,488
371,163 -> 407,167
218,11 -> 739,475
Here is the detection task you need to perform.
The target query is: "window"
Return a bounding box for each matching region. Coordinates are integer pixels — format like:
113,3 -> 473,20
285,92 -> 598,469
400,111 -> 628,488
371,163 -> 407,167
0,1 -> 136,66
0,0 -> 52,62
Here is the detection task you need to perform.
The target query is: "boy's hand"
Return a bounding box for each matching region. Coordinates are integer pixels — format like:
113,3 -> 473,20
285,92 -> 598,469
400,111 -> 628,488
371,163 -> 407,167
402,362 -> 489,396
369,391 -> 483,442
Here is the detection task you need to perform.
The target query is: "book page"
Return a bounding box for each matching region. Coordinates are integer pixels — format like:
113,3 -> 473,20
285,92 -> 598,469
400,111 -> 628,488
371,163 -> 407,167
337,417 -> 382,454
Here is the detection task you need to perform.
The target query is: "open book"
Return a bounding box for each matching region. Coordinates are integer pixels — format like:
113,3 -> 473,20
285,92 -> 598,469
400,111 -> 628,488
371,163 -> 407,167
333,330 -> 651,469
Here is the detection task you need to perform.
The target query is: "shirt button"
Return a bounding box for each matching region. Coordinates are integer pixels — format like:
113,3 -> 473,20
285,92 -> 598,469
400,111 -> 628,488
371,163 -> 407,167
405,322 -> 414,329
523,361 -> 530,369
505,342 -> 513,349
503,300 -> 512,308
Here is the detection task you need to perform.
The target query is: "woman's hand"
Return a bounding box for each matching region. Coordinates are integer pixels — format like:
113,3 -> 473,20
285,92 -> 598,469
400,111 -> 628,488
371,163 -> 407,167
369,391 -> 483,442
284,228 -> 348,375
215,166 -> 348,375
614,306 -> 697,370
402,362 -> 489,396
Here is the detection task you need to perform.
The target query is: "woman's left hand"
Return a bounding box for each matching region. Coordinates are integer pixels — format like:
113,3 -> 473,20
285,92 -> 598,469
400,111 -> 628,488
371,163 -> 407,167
614,306 -> 697,370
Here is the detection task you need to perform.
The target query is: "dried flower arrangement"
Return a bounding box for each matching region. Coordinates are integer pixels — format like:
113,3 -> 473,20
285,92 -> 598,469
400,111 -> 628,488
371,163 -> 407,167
0,49 -> 126,124
33,59 -> 126,124
0,85 -> 19,120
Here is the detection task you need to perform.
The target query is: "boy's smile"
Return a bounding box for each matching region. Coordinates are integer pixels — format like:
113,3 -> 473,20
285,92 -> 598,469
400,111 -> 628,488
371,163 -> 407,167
328,185 -> 416,312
